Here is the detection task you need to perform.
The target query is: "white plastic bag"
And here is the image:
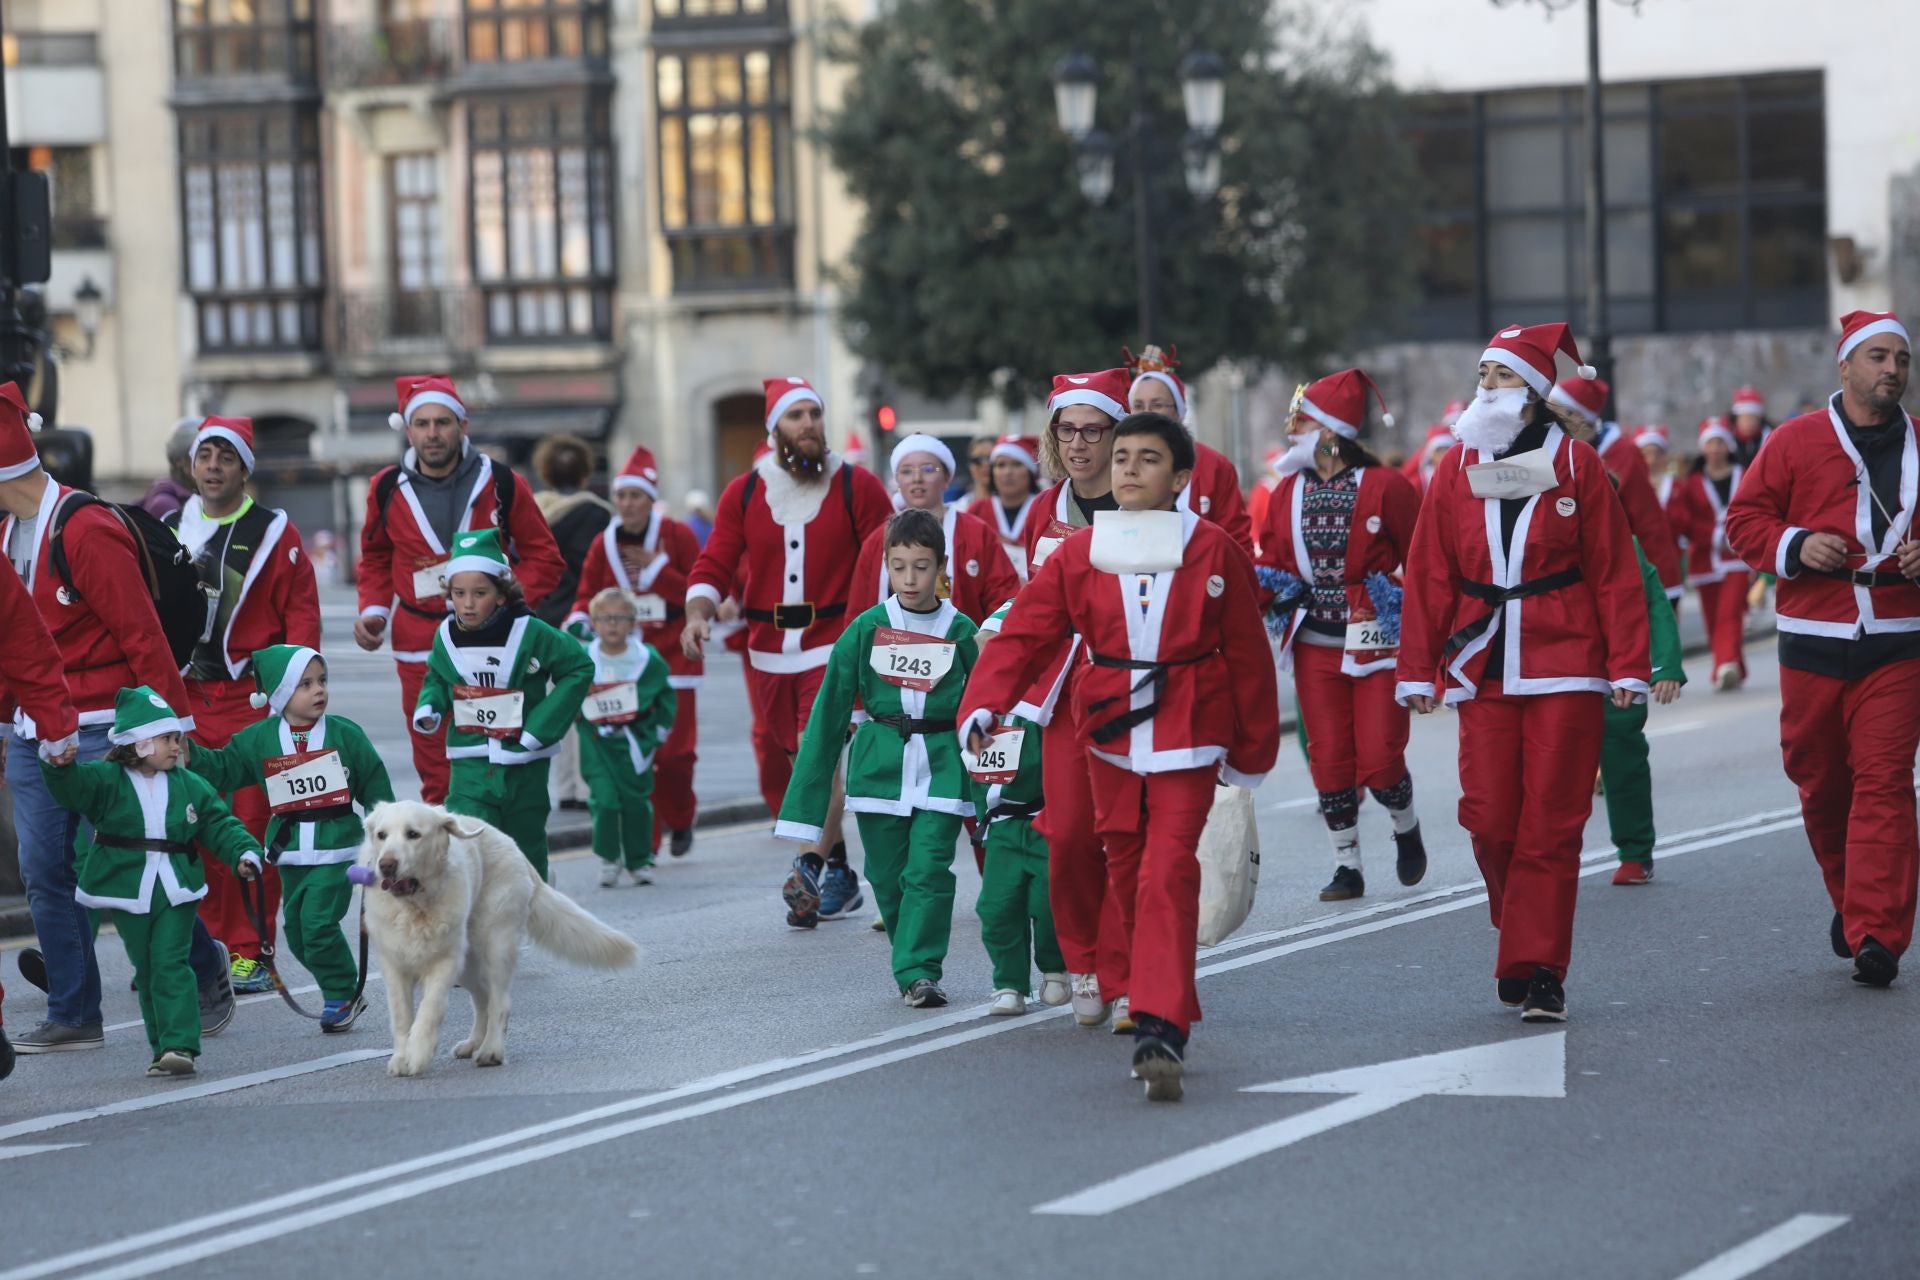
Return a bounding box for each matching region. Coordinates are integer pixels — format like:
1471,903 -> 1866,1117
1196,784 -> 1260,947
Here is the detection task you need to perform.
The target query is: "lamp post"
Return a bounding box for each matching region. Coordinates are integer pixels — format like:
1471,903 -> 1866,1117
1053,44 -> 1226,347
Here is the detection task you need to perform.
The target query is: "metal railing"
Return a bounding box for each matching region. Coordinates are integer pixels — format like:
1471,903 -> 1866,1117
324,18 -> 456,89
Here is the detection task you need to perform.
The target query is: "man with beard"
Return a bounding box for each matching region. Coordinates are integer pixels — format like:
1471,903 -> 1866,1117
1726,310 -> 1920,988
682,377 -> 894,927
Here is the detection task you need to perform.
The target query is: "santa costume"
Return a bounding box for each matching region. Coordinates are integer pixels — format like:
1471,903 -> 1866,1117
1401,402 -> 1465,500
1549,377 -> 1685,599
1729,384 -> 1772,468
853,433 -> 1023,625
1669,417 -> 1750,689
1123,345 -> 1254,556
964,434 -> 1043,581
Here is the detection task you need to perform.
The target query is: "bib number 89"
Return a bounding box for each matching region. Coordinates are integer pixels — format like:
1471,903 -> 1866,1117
471,706 -> 499,726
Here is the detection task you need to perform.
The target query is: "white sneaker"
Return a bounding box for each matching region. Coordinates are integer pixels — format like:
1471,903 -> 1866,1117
627,866 -> 654,886
989,989 -> 1026,1016
1714,663 -> 1740,692
1039,973 -> 1071,1007
1070,972 -> 1110,1027
599,862 -> 620,888
1110,995 -> 1134,1035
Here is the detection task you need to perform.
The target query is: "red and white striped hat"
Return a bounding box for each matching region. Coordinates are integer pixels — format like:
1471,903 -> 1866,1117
1293,368 -> 1394,440
1048,368 -> 1132,421
388,374 -> 467,431
1837,310 -> 1909,362
194,415 -> 256,472
1633,424 -> 1670,453
1548,376 -> 1610,425
989,434 -> 1040,474
1729,385 -> 1766,418
0,382 -> 43,482
1698,417 -> 1738,451
613,445 -> 659,498
1480,323 -> 1596,399
763,376 -> 823,434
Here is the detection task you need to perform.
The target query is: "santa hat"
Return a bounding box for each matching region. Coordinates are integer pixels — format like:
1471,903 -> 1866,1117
108,686 -> 185,747
613,445 -> 660,498
1837,310 -> 1909,362
1421,424 -> 1455,459
194,415 -> 256,472
0,382 -> 43,482
1293,368 -> 1394,440
1729,386 -> 1766,418
842,431 -> 870,468
1441,399 -> 1467,427
388,374 -> 467,431
1633,425 -> 1670,453
443,527 -> 512,581
763,376 -> 823,434
989,434 -> 1040,475
1480,323 -> 1596,398
1048,368 -> 1132,422
1123,344 -> 1187,419
248,644 -> 323,714
888,432 -> 955,477
1547,377 -> 1609,426
1698,417 -> 1738,451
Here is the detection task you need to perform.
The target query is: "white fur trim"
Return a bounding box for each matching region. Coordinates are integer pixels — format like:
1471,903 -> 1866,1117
1699,423 -> 1739,451
1129,371 -> 1186,419
1546,385 -> 1600,424
1297,393 -> 1359,440
1048,388 -> 1127,420
398,389 -> 466,428
109,715 -> 184,746
612,473 -> 659,498
888,433 -> 956,477
1479,347 -> 1552,398
263,646 -> 323,716
989,439 -> 1038,473
194,425 -> 255,472
1839,318 -> 1910,362
765,386 -> 823,432
443,553 -> 510,580
0,454 -> 41,481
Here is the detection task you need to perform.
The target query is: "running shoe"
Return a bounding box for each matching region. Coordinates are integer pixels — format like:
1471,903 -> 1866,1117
1111,996 -> 1135,1035
989,990 -> 1027,1016
229,955 -> 275,995
782,856 -> 822,927
1520,967 -> 1567,1023
320,998 -> 366,1033
817,864 -> 864,919
599,861 -> 620,888
1319,865 -> 1364,902
146,1049 -> 196,1078
1611,859 -> 1654,886
1853,937 -> 1898,988
870,916 -> 887,933
10,1020 -> 104,1053
627,866 -> 654,887
200,941 -> 236,1037
1496,977 -> 1529,1008
1714,664 -> 1741,692
16,947 -> 47,993
1394,826 -> 1428,886
1131,1022 -> 1186,1102
669,828 -> 694,858
1071,973 -> 1110,1027
1038,973 -> 1071,1007
903,979 -> 948,1009
1831,912 -> 1851,959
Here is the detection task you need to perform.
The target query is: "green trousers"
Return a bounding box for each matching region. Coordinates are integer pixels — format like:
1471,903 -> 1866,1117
280,863 -> 358,1000
855,810 -> 963,990
107,886 -> 200,1059
1600,700 -> 1655,861
977,818 -> 1064,995
449,758 -> 555,882
578,727 -> 657,871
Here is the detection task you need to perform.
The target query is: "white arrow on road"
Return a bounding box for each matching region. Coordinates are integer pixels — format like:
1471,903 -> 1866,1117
1034,1033 -> 1566,1217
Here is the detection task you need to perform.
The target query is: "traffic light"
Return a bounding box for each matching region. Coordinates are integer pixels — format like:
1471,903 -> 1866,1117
875,404 -> 897,433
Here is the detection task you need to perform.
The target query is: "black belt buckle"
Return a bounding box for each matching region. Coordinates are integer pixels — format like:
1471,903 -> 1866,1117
772,601 -> 816,630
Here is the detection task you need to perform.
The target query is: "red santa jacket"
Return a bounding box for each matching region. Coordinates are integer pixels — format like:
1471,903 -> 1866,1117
0,475 -> 193,732
566,507 -> 705,687
851,504 -> 1023,626
0,559 -> 77,749
1255,464 -> 1419,677
357,449 -> 564,662
174,496 -> 321,681
964,510 -> 1279,783
1394,427 -> 1651,706
1593,424 -> 1683,593
1725,403 -> 1920,640
1180,442 -> 1253,557
964,491 -> 1041,582
1668,465 -> 1746,586
686,453 -> 895,673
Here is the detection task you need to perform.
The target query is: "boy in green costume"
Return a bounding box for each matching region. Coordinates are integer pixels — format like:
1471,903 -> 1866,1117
1604,540 -> 1687,884
576,586 -> 679,887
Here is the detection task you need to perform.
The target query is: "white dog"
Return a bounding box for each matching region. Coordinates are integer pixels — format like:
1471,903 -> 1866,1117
361,801 -> 639,1077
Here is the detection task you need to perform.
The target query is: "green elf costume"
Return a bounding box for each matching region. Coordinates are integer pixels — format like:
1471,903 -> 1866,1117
40,686 -> 263,1075
413,528 -> 594,882
776,595 -> 979,1002
576,631 -> 678,882
1603,540 -> 1687,883
186,645 -> 395,1027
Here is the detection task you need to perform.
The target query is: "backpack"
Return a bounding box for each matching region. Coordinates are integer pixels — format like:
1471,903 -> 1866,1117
49,492 -> 207,669
371,460 -> 516,537
741,461 -> 856,524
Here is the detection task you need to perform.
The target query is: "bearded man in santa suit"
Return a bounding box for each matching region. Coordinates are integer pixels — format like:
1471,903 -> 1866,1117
682,377 -> 894,928
1123,345 -> 1254,556
1548,376 -> 1684,601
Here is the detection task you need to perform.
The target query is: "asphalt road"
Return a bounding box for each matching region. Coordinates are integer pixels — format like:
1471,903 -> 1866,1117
3,631 -> 1912,1280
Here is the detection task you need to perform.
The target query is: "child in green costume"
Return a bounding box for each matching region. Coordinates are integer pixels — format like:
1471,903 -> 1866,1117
1605,539 -> 1687,883
186,645 -> 395,1030
413,528 -> 594,882
41,686 -> 264,1077
576,587 -> 678,887
777,508 -> 979,1008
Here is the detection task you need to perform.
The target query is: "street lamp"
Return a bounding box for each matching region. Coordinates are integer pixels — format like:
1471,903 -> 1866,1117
1074,130 -> 1117,205
1180,51 -> 1225,135
1052,52 -> 1099,142
72,275 -> 102,358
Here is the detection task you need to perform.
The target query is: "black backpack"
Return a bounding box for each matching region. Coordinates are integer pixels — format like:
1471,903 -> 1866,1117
49,492 -> 207,669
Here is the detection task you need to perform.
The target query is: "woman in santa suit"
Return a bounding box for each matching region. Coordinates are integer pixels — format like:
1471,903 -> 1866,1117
964,435 -> 1042,582
1124,345 -> 1254,556
1396,323 -> 1651,1023
1634,425 -> 1688,626
1669,417 -> 1751,691
1256,369 -> 1426,902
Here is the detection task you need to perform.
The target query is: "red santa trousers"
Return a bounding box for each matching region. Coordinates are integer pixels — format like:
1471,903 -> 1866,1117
398,658 -> 450,804
1779,657 -> 1920,956
1456,684 -> 1604,981
652,688 -> 699,844
187,678 -> 279,959
1696,574 -> 1750,680
744,665 -> 827,759
1089,757 -> 1216,1036
1291,642 -> 1411,795
1037,699 -> 1127,985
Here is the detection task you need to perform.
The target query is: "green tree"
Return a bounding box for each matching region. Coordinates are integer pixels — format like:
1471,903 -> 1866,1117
819,0 -> 1418,404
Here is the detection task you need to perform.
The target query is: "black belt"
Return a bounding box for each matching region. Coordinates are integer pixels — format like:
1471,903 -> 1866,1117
646,605 -> 687,623
1821,568 -> 1910,588
868,713 -> 956,742
1444,569 -> 1584,658
1084,649 -> 1207,745
988,799 -> 1044,821
744,601 -> 846,630
95,833 -> 196,857
400,599 -> 449,620
266,805 -> 359,862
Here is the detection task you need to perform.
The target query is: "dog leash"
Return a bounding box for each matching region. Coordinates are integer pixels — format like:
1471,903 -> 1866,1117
236,862 -> 371,1027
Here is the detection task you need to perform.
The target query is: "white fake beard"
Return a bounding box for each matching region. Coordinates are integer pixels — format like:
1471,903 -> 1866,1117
1451,387 -> 1534,455
1274,431 -> 1319,477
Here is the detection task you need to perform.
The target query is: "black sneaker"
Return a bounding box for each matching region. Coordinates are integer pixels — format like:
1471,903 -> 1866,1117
1853,937 -> 1898,988
1394,825 -> 1428,887
903,979 -> 948,1008
17,948 -> 48,994
1319,865 -> 1364,902
1519,967 -> 1567,1023
1497,977 -> 1529,1008
1831,912 -> 1851,960
1131,1018 -> 1187,1102
785,909 -> 818,931
669,828 -> 694,858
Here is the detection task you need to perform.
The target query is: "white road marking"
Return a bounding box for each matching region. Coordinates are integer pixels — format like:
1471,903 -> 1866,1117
0,1143 -> 83,1161
1258,796 -> 1319,812
1646,719 -> 1705,739
1671,1213 -> 1850,1280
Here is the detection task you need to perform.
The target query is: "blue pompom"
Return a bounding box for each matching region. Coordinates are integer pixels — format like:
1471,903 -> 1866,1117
1364,572 -> 1403,646
1256,566 -> 1308,639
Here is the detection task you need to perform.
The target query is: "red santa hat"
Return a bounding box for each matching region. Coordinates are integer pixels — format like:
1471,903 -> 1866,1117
0,382 -> 44,482
1293,368 -> 1394,440
612,445 -> 660,498
193,415 -> 256,472
1547,376 -> 1609,426
388,374 -> 467,431
763,376 -> 823,434
842,431 -> 870,467
1480,323 -> 1596,399
1729,386 -> 1766,418
989,434 -> 1040,474
1633,424 -> 1670,453
1123,344 -> 1187,419
1420,423 -> 1455,459
1698,416 -> 1738,451
1048,368 -> 1132,422
888,432 -> 956,477
1837,310 -> 1909,362
1441,398 -> 1467,426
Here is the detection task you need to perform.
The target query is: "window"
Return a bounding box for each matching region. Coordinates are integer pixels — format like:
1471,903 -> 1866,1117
655,47 -> 794,291
652,0 -> 787,26
389,153 -> 447,338
9,147 -> 102,248
468,95 -> 616,342
1401,72 -> 1825,338
173,0 -> 316,80
465,0 -> 607,64
178,109 -> 325,353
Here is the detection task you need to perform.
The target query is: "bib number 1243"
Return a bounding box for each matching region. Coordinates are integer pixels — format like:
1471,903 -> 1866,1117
868,627 -> 955,691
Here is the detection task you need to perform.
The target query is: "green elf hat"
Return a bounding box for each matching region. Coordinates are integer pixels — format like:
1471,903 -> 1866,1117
443,527 -> 513,581
108,686 -> 186,746
979,596 -> 1017,636
249,644 -> 323,713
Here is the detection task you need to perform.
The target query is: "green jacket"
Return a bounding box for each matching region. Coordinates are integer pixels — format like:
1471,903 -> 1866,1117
415,610 -> 595,766
41,761 -> 260,914
973,712 -> 1043,829
1636,539 -> 1686,686
188,713 -> 395,865
776,598 -> 980,843
574,638 -> 679,774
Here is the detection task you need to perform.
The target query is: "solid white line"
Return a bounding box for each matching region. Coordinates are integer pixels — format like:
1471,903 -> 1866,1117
0,1143 -> 83,1161
1671,1213 -> 1850,1280
1258,796 -> 1319,812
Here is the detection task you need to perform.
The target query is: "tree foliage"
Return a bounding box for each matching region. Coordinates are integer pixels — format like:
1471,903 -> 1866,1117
819,0 -> 1419,405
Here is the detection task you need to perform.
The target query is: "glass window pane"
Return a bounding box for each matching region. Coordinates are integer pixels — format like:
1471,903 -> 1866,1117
1661,207 -> 1741,291
1747,107 -> 1823,195
711,54 -> 742,105
591,149 -> 613,273
267,160 -> 298,287
745,50 -> 770,104
473,150 -> 506,279
1485,124 -> 1565,211
1568,119 -> 1652,206
748,114 -> 773,224
1660,79 -> 1737,111
688,114 -> 718,223
558,146 -> 590,277
218,163 -> 266,288
1486,89 -> 1565,120
1659,112 -> 1739,197
688,54 -> 715,108
1413,124 -> 1476,209
1571,209 -> 1654,297
186,166 -> 218,290
660,117 -> 686,228
1750,204 -> 1826,291
716,114 -> 744,224
1745,72 -> 1821,105
1416,219 -> 1476,299
1487,214 -> 1570,301
469,19 -> 498,61
657,54 -> 683,108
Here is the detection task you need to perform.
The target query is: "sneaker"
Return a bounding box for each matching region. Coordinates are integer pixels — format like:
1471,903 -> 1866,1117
989,989 -> 1026,1016
1132,1024 -> 1186,1102
782,856 -> 822,926
1319,865 -> 1365,902
599,862 -> 620,888
200,940 -> 236,1038
146,1049 -> 196,1078
903,978 -> 948,1008
0,1027 -> 13,1081
870,916 -> 887,933
320,998 -> 366,1032
1612,859 -> 1654,886
16,947 -> 48,993
10,1019 -> 104,1053
229,955 -> 274,995
1714,664 -> 1740,692
1497,977 -> 1529,1008
669,828 -> 694,858
817,864 -> 865,919
626,866 -> 654,887
1519,967 -> 1567,1023
1111,996 -> 1135,1035
1831,912 -> 1851,960
1038,973 -> 1071,1007
1070,972 -> 1110,1027
1853,937 -> 1898,988
1394,826 -> 1428,887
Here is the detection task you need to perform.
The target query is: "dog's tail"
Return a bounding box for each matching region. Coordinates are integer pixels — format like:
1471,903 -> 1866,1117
526,881 -> 640,969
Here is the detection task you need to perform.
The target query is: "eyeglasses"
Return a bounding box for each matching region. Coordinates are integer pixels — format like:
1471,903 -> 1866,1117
593,615 -> 636,625
896,464 -> 949,480
1053,422 -> 1111,443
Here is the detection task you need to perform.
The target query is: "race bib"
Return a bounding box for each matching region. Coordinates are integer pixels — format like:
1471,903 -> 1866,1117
453,686 -> 525,738
869,627 -> 956,691
585,680 -> 639,725
263,749 -> 350,816
1464,446 -> 1559,501
633,594 -> 669,625
964,726 -> 1027,785
1344,618 -> 1397,655
411,558 -> 450,600
1031,520 -> 1076,570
